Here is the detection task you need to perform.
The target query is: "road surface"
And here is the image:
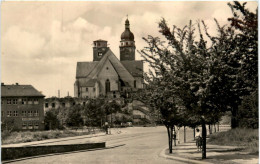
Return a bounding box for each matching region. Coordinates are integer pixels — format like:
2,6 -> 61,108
6,126 -> 195,164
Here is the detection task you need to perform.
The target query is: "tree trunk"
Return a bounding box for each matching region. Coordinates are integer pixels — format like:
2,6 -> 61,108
177,128 -> 180,144
184,126 -> 186,143
214,124 -> 216,133
193,127 -> 195,140
170,126 -> 173,150
217,122 -> 219,132
202,120 -> 207,159
231,106 -> 238,129
209,124 -> 212,134
173,126 -> 176,146
166,125 -> 173,153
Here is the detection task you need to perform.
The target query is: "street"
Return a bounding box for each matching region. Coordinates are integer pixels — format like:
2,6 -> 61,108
5,126 -> 195,164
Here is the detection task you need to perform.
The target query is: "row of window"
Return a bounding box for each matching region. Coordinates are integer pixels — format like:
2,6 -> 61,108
22,121 -> 39,130
45,102 -> 86,108
86,88 -> 96,92
1,110 -> 39,117
121,41 -> 134,46
1,98 -> 39,105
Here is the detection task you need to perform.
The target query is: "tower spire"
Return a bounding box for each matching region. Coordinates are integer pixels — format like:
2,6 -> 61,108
125,17 -> 130,29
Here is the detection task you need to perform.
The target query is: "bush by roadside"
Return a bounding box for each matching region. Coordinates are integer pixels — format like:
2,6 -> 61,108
2,128 -> 103,145
208,128 -> 258,154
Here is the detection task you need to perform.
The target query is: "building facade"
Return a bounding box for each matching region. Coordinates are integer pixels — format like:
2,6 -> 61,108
74,18 -> 143,98
1,83 -> 45,131
44,97 -> 89,111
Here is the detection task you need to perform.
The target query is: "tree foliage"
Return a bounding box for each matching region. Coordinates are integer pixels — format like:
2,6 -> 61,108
65,105 -> 84,128
44,109 -> 60,130
139,1 -> 257,159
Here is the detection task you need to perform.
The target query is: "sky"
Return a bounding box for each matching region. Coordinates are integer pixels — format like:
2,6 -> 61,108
1,1 -> 258,98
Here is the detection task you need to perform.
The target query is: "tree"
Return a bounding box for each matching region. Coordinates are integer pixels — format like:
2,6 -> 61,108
44,109 -> 60,130
65,105 -> 84,128
103,100 -> 121,126
83,98 -> 105,127
237,90 -> 258,128
140,1 -> 257,159
226,1 -> 258,128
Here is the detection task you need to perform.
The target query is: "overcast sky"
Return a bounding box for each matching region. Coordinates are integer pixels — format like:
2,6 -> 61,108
1,1 -> 257,97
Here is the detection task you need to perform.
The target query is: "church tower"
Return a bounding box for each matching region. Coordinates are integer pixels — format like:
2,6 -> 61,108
120,18 -> 135,61
93,39 -> 109,61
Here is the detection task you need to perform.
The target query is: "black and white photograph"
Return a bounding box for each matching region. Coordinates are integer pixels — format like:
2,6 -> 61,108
1,1 -> 258,163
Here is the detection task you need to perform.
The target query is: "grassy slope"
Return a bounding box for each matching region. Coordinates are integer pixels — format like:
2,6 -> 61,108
208,128 -> 259,153
1,129 -> 101,145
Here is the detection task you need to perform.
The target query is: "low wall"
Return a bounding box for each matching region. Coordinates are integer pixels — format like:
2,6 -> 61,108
2,142 -> 105,160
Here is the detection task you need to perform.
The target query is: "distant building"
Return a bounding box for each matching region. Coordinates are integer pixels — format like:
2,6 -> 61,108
74,18 -> 143,98
1,83 -> 45,131
44,97 -> 89,111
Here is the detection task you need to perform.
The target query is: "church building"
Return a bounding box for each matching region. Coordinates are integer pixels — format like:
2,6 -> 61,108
74,18 -> 143,98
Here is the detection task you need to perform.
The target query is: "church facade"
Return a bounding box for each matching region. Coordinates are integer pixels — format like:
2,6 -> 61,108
74,18 -> 143,98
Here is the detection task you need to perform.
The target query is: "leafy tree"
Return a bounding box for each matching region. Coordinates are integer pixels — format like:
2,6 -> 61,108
237,90 -> 258,128
103,100 -> 121,126
57,107 -> 69,128
1,119 -> 15,132
65,105 -> 84,128
226,1 -> 258,128
83,98 -> 105,127
44,110 -> 60,130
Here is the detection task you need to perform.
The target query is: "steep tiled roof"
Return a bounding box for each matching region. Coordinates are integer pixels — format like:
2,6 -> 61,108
77,49 -> 135,83
1,85 -> 45,97
121,60 -> 143,77
76,62 -> 98,78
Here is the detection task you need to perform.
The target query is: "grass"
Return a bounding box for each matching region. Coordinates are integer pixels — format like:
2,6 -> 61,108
208,128 -> 259,154
2,128 -> 104,145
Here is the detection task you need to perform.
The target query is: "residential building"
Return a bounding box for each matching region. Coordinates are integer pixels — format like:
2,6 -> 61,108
1,83 -> 45,130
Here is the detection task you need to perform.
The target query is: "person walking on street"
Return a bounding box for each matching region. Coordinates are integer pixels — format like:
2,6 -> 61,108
195,128 -> 202,151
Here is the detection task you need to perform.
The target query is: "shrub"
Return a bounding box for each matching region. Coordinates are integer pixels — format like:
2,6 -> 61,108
208,128 -> 258,153
237,91 -> 258,129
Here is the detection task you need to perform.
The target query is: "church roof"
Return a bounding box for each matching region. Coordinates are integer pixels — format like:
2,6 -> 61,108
76,61 -> 98,78
121,60 -> 143,77
89,49 -> 135,82
76,49 -> 136,85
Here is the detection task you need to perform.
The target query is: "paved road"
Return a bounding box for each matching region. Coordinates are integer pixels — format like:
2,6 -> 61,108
6,126 -> 195,164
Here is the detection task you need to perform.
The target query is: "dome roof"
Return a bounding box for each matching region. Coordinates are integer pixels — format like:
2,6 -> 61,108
121,18 -> 134,41
121,29 -> 134,41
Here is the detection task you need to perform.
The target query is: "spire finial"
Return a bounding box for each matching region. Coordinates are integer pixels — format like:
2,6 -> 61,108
125,15 -> 130,29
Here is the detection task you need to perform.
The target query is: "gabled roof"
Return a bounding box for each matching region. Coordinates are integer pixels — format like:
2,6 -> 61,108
121,60 -> 143,77
76,62 -> 98,78
1,85 -> 45,97
87,49 -> 135,82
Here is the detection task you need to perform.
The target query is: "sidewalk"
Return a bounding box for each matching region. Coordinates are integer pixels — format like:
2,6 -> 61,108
161,141 -> 259,164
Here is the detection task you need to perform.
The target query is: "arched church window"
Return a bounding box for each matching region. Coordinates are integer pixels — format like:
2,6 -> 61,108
105,79 -> 110,94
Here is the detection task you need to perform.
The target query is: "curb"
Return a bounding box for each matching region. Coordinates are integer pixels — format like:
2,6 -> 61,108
2,142 -> 106,161
159,146 -> 212,164
2,133 -> 107,148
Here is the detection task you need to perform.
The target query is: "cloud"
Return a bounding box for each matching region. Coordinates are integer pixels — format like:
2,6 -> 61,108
1,1 -> 258,97
2,26 -> 46,58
